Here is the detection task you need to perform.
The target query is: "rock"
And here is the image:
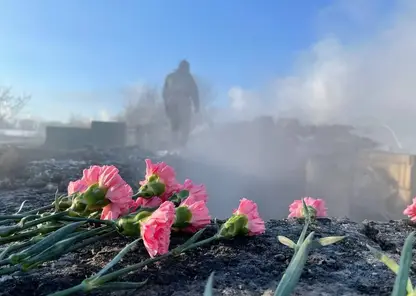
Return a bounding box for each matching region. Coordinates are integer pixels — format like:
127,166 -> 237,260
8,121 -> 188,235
1,218 -> 415,295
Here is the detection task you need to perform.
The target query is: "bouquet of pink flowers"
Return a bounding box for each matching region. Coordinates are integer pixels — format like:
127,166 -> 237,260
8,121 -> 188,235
0,159 -> 266,295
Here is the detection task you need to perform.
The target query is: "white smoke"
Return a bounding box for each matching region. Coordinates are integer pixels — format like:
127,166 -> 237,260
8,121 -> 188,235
98,109 -> 111,122
227,0 -> 416,147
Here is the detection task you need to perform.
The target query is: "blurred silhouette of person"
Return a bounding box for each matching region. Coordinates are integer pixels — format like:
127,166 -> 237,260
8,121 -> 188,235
162,60 -> 200,149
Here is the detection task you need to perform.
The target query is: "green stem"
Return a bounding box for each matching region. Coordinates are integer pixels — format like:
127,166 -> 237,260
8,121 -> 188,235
0,214 -> 39,220
96,234 -> 219,285
60,216 -> 116,227
0,220 -> 14,226
20,227 -> 115,271
67,229 -> 117,253
0,204 -> 55,225
0,204 -> 55,220
47,284 -> 85,296
0,229 -> 44,245
0,264 -> 20,276
0,257 -> 11,266
0,238 -> 42,266
48,233 -> 220,296
20,204 -> 55,215
0,228 -> 116,272
0,211 -> 68,238
295,220 -> 310,253
20,211 -> 68,229
181,234 -> 219,252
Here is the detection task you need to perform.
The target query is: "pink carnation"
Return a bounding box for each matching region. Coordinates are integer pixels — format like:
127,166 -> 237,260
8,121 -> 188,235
180,179 -> 208,203
140,201 -> 175,258
135,196 -> 163,209
233,198 -> 265,236
403,197 -> 416,221
67,180 -> 88,195
101,200 -> 134,220
179,196 -> 211,232
139,159 -> 178,201
288,197 -> 327,218
68,165 -> 134,220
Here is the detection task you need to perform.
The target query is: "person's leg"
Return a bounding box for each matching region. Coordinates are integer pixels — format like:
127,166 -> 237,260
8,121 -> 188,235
167,103 -> 182,150
178,105 -> 192,147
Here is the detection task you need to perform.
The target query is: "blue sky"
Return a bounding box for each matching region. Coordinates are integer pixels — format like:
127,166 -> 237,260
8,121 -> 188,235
0,0 -> 396,121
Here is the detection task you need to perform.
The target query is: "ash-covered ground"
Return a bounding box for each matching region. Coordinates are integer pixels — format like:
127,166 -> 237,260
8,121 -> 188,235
2,214 -> 416,295
0,144 -> 415,295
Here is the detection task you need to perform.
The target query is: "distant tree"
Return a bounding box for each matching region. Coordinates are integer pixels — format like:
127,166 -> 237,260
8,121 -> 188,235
0,87 -> 31,123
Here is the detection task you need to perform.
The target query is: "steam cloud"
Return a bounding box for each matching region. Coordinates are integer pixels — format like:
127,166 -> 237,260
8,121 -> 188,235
227,0 -> 416,149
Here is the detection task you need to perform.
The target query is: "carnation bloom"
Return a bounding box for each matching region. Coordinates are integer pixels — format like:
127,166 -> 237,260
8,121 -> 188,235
67,165 -> 134,220
101,200 -> 134,220
232,198 -> 265,236
140,201 -> 175,258
67,180 -> 88,195
139,159 -> 178,200
176,196 -> 211,232
180,179 -> 208,203
135,196 -> 163,209
403,198 -> 416,221
288,197 -> 327,218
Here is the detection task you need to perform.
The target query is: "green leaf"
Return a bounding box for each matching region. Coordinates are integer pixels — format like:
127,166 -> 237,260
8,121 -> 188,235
204,272 -> 215,296
19,214 -> 42,226
367,245 -> 414,295
274,231 -> 315,296
391,232 -> 415,296
0,225 -> 20,237
0,236 -> 43,265
0,243 -> 14,260
316,236 -> 345,246
277,236 -> 296,249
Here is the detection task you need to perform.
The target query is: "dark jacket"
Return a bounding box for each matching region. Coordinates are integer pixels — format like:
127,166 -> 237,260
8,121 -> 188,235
162,70 -> 199,112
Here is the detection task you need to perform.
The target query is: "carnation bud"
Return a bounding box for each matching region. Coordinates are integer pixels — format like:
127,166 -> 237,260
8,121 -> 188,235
117,210 -> 153,237
169,190 -> 190,205
55,196 -> 72,211
68,194 -> 101,217
83,184 -> 110,209
138,177 -> 166,198
302,205 -> 317,219
69,195 -> 88,213
173,206 -> 192,229
218,214 -> 249,238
